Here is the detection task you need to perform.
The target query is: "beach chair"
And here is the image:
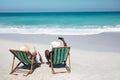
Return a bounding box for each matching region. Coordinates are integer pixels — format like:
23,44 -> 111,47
50,46 -> 71,74
9,49 -> 37,76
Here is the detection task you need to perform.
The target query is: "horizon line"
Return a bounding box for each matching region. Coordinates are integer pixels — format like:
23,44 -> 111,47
0,8 -> 120,13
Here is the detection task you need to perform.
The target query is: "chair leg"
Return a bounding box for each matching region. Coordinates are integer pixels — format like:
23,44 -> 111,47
68,53 -> 71,72
10,56 -> 21,74
23,72 -> 31,76
29,56 -> 35,73
65,54 -> 71,73
10,55 -> 15,74
10,61 -> 21,74
66,65 -> 71,73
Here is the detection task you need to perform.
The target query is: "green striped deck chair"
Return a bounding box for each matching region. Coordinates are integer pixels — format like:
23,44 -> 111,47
9,49 -> 36,76
50,46 -> 71,74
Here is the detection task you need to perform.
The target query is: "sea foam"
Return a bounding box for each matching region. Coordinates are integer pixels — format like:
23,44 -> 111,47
0,25 -> 120,35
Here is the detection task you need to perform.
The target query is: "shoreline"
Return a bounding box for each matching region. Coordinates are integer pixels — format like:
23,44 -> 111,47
0,32 -> 120,80
1,27 -> 120,35
0,32 -> 120,52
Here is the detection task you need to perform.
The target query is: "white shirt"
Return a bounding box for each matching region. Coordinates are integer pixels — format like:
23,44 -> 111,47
49,41 -> 61,50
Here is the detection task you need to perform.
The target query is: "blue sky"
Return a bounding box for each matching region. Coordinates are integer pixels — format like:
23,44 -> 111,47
0,0 -> 120,12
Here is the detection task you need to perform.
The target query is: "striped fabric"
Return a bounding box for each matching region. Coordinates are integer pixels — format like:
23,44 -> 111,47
13,50 -> 31,65
52,47 -> 69,64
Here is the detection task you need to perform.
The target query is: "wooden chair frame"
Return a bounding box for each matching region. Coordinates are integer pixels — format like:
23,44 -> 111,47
9,49 -> 36,76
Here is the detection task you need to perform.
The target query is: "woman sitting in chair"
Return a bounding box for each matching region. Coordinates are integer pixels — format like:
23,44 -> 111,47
20,45 -> 44,65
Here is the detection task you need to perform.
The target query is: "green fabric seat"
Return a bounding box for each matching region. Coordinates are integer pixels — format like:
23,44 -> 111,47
52,47 -> 69,64
13,51 -> 31,65
50,47 -> 71,74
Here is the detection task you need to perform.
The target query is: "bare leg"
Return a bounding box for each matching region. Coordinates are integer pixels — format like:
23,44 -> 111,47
45,50 -> 50,64
39,53 -> 44,64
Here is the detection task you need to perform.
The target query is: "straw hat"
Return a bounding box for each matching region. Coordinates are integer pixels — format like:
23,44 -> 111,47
20,45 -> 30,51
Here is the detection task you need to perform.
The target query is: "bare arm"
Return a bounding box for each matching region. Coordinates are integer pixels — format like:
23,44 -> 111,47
58,37 -> 67,46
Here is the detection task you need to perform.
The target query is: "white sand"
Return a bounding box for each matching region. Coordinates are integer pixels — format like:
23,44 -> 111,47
0,32 -> 120,80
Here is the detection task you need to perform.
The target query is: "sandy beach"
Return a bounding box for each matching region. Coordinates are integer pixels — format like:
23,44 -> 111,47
0,32 -> 120,80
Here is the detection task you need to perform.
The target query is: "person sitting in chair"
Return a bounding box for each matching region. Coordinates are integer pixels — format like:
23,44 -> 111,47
45,37 -> 67,64
20,45 -> 44,65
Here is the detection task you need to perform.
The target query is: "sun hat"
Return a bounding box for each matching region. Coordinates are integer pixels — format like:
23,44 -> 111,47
20,45 -> 30,51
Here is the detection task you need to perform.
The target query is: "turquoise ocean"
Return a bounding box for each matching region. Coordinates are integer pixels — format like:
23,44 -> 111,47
0,12 -> 120,35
